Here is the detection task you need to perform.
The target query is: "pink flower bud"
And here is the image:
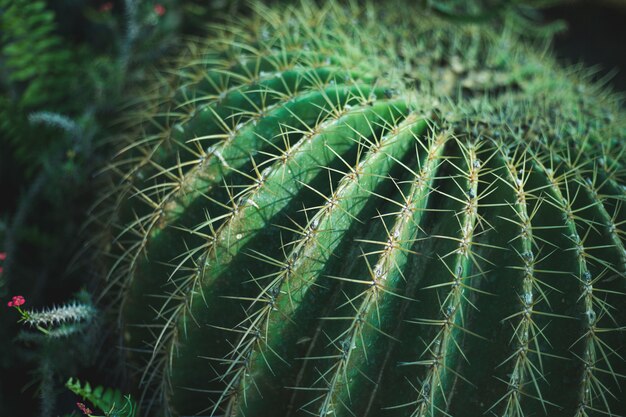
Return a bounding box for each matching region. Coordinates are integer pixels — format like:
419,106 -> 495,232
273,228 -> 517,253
99,2 -> 113,12
77,402 -> 93,415
154,4 -> 166,16
7,295 -> 25,307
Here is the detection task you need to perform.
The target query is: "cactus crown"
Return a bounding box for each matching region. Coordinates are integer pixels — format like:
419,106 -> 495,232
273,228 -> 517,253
94,1 -> 626,416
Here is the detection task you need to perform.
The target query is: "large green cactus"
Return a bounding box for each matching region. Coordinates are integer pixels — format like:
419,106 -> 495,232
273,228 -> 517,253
96,2 -> 626,416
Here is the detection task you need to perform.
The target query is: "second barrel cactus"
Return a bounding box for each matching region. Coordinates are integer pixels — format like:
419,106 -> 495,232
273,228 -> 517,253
95,1 -> 625,416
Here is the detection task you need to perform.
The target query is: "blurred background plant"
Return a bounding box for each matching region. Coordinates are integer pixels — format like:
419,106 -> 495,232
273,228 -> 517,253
0,1 -> 214,415
0,0 -> 622,416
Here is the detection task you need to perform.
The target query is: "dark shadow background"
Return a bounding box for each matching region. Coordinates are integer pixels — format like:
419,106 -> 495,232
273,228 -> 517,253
546,2 -> 626,93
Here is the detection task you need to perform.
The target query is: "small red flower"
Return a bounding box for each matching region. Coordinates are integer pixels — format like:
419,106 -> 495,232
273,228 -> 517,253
99,2 -> 113,12
0,252 -> 6,261
154,3 -> 165,16
7,295 -> 25,308
77,402 -> 93,415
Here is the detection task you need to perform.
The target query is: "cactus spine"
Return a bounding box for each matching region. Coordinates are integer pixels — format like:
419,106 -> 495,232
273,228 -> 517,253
95,1 -> 626,416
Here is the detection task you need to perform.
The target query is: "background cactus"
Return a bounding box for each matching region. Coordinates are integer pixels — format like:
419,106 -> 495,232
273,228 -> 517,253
95,1 -> 626,416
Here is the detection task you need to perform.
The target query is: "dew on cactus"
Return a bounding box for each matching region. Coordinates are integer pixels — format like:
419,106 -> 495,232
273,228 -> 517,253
90,1 -> 626,417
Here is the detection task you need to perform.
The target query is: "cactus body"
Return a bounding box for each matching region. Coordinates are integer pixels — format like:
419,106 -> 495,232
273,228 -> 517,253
98,2 -> 626,416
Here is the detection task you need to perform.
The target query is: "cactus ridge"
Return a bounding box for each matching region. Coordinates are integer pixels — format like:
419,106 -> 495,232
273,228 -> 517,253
93,2 -> 626,417
531,156 -> 624,417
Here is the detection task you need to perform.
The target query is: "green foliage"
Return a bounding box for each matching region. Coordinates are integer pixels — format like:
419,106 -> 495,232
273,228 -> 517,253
0,1 -> 91,176
0,0 -> 84,109
0,1 -> 187,417
66,378 -> 136,417
8,292 -> 100,416
0,0 -> 99,173
95,1 -> 625,417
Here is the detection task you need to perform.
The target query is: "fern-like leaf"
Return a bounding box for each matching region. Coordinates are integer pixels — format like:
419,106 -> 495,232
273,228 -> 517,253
65,378 -> 136,417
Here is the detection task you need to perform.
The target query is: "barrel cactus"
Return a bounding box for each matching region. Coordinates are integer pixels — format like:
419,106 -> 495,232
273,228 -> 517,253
95,1 -> 626,416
